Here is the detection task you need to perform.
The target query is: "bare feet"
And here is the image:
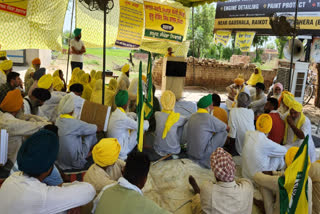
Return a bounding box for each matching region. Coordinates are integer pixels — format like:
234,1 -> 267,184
189,175 -> 200,194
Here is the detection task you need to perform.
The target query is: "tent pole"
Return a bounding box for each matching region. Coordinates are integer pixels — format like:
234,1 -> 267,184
192,6 -> 195,85
102,1 -> 107,105
288,0 -> 299,91
66,0 -> 75,85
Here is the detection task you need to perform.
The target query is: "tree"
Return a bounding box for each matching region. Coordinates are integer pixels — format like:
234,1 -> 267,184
266,43 -> 276,49
252,36 -> 268,63
276,37 -> 289,59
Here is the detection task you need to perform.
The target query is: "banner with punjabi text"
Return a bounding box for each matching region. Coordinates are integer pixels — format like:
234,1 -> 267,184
0,0 -> 28,17
144,1 -> 186,43
115,0 -> 144,49
235,32 -> 256,52
214,30 -> 231,46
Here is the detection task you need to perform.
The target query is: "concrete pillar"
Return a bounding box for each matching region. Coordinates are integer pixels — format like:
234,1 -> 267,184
25,49 -> 51,67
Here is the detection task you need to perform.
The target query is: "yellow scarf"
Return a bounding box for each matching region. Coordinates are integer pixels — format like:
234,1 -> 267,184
247,70 -> 264,86
118,107 -> 126,113
283,113 -> 306,144
232,86 -> 245,108
197,108 -> 209,113
162,110 -> 180,139
60,114 -> 75,119
0,69 -> 5,75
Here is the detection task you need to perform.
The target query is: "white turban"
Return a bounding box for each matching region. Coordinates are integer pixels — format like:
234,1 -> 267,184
58,94 -> 75,115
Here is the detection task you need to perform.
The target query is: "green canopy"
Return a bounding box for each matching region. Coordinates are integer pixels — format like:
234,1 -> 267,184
173,0 -> 227,7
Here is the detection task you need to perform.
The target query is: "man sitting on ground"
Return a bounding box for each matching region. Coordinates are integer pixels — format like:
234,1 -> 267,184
249,82 -> 267,116
93,152 -> 171,214
264,97 -> 285,144
186,94 -> 228,168
84,138 -> 125,194
56,94 -> 98,171
189,148 -> 253,214
242,114 -> 287,179
227,92 -> 255,155
107,90 -> 149,160
210,93 -> 228,124
23,88 -> 51,116
0,129 -> 96,213
0,72 -> 21,104
28,67 -> 46,97
69,83 -> 85,119
226,75 -> 250,109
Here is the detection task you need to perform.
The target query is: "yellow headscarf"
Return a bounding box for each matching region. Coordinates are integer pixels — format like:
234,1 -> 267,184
92,138 -> 121,167
68,67 -> 81,88
80,73 -> 92,100
256,114 -> 273,134
160,90 -> 180,139
285,147 -> 299,167
284,101 -> 306,144
108,79 -> 117,91
38,74 -> 53,89
95,71 -> 103,80
53,76 -> 64,91
121,64 -> 130,73
247,67 -> 264,86
90,70 -> 96,78
53,69 -> 60,77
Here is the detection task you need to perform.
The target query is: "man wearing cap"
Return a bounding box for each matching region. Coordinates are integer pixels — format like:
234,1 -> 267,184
0,89 -> 50,171
84,138 -> 125,194
117,64 -> 130,90
71,28 -> 86,71
227,92 -> 255,155
0,71 -> 22,104
149,90 -> 187,160
185,94 -> 228,168
107,90 -> 149,160
242,114 -> 287,179
0,59 -> 13,86
283,100 -> 316,162
56,94 -> 98,170
0,129 -> 96,213
189,148 -> 253,214
253,147 -> 312,214
23,88 -> 51,116
249,82 -> 267,116
25,58 -> 41,94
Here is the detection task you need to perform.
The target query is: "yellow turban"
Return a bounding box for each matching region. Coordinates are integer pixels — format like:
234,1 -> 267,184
0,60 -> 13,71
53,76 -> 64,91
38,74 -> 53,89
282,93 -> 295,108
92,138 -> 121,167
72,67 -> 81,74
108,79 -> 117,91
291,101 -> 303,113
234,78 -> 244,86
121,64 -> 130,73
0,89 -> 23,112
161,90 -> 176,111
256,114 -> 273,134
285,147 -> 299,166
142,74 -> 147,83
80,73 -> 90,84
32,58 -> 41,65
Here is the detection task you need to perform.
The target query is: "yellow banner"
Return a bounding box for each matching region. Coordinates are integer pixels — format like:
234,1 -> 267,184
235,32 -> 255,52
115,0 -> 144,49
144,1 -> 187,43
215,17 -> 320,30
0,0 -> 28,16
214,30 -> 231,46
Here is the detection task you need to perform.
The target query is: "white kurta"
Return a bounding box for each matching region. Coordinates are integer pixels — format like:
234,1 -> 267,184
117,73 -> 130,89
0,112 -> 49,163
107,108 -> 149,160
70,92 -> 85,119
228,108 -> 255,155
284,116 -> 316,163
242,130 -> 287,179
250,92 -> 267,115
0,172 -> 96,214
39,91 -> 66,122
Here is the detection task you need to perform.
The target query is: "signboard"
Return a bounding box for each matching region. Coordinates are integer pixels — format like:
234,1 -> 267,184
215,0 -> 320,35
0,0 -> 28,16
235,32 -> 256,52
144,1 -> 187,43
214,30 -> 231,46
115,0 -> 144,49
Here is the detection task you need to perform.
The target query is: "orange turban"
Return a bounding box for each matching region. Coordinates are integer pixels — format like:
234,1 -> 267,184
32,58 -> 41,65
234,78 -> 244,86
0,89 -> 23,112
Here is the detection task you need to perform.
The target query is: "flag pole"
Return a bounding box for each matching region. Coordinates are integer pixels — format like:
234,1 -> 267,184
66,0 -> 75,85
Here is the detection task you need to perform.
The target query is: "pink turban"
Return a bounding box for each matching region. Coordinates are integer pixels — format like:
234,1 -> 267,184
274,82 -> 283,93
210,148 -> 236,182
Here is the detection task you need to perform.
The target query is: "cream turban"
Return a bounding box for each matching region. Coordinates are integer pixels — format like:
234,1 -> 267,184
256,114 -> 273,134
38,74 -> 53,89
161,90 -> 176,111
58,94 -> 74,114
92,138 -> 121,167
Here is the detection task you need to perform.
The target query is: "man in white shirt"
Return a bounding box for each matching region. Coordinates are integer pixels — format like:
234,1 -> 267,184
227,92 -> 255,155
0,129 -> 96,214
70,28 -> 86,71
189,148 -> 253,214
23,88 -> 51,116
242,114 -> 287,179
107,90 -> 149,160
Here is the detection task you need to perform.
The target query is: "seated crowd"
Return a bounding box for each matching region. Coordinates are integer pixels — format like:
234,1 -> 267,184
0,58 -> 319,214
